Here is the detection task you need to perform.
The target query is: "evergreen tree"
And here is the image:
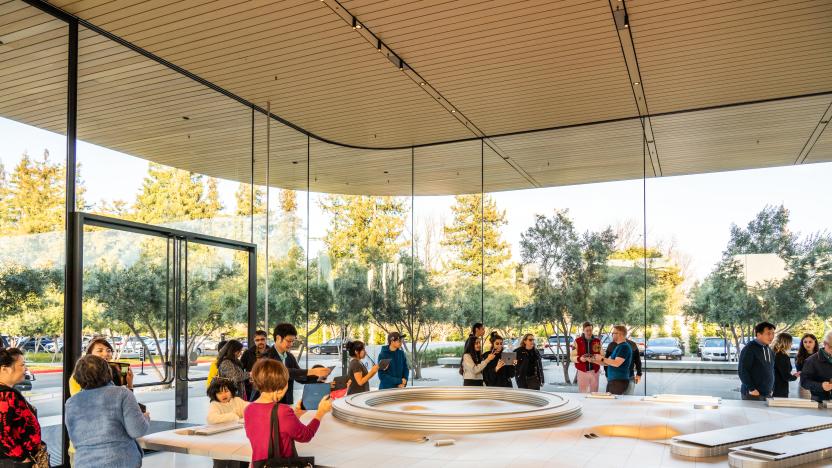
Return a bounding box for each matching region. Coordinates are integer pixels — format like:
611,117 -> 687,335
442,194 -> 511,278
319,195 -> 407,268
132,163 -> 221,224
3,150 -> 65,234
234,183 -> 265,216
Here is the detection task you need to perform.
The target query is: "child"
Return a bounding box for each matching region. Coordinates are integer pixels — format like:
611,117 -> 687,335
207,378 -> 249,468
207,377 -> 248,424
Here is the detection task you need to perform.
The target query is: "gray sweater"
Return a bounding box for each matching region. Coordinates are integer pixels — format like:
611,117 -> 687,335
65,383 -> 149,468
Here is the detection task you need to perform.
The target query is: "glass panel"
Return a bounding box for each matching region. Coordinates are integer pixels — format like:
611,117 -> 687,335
0,3 -> 67,464
81,225 -> 174,431
646,161 -> 832,399
487,120 -> 648,395
309,141 -> 412,393
413,141 -> 482,387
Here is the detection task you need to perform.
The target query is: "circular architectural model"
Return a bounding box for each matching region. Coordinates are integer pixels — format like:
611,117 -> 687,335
332,386 -> 582,433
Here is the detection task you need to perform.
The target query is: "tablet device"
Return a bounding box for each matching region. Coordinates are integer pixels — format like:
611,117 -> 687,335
378,359 -> 392,371
501,352 -> 516,366
302,383 -> 331,411
332,375 -> 349,391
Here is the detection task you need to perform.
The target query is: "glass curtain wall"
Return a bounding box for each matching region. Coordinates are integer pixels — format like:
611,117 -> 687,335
0,3 -> 68,463
308,141 -> 412,391
486,120 -> 648,395
75,25 -> 256,429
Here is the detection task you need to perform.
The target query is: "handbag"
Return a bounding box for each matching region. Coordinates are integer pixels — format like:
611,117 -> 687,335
252,403 -> 315,468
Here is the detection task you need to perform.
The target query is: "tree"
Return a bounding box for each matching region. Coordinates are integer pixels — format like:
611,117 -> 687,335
1,151 -> 65,234
0,264 -> 61,320
234,183 -> 265,216
319,195 -> 407,268
132,164 -> 222,224
367,253 -> 441,379
519,209 -> 615,382
442,194 -> 511,278
726,205 -> 795,258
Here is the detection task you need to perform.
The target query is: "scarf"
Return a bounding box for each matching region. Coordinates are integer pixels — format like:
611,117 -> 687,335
820,347 -> 832,365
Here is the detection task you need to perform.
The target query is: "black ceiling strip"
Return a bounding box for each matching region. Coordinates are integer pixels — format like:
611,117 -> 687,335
621,1 -> 663,177
17,0 -> 832,154
794,99 -> 832,165
607,0 -> 657,177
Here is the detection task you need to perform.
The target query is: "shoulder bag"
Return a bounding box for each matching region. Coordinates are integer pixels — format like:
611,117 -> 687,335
252,403 -> 315,468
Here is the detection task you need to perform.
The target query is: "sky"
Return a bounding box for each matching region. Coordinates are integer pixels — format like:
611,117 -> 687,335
2,116 -> 830,283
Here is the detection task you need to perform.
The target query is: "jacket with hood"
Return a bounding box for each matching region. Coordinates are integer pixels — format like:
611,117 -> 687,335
377,344 -> 409,389
738,339 -> 775,397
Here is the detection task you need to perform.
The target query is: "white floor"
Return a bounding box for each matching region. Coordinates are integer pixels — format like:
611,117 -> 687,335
142,394 -> 832,468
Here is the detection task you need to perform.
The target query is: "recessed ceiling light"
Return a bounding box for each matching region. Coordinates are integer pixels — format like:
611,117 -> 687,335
384,171 -> 389,174
182,116 -> 190,120
451,109 -> 456,113
292,161 -> 298,164
633,82 -> 639,85
420,82 -> 426,86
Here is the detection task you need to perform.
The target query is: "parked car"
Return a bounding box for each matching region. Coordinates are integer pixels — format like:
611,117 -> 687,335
309,338 -> 352,355
790,336 -> 800,359
699,337 -> 736,361
18,337 -> 54,353
0,335 -> 9,349
45,339 -> 64,353
632,337 -> 646,355
14,368 -> 35,392
645,338 -> 683,360
543,335 -> 573,362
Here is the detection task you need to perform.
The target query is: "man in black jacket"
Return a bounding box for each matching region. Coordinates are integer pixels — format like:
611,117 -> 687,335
241,330 -> 269,400
264,323 -> 331,404
738,321 -> 775,400
800,331 -> 832,402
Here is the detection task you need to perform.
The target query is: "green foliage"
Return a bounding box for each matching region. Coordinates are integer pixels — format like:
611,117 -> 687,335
442,194 -> 511,278
0,151 -> 70,234
319,195 -> 407,268
234,183 -> 265,216
0,264 -> 61,320
132,164 -> 222,224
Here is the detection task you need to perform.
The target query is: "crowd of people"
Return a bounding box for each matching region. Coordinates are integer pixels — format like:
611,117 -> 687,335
738,322 -> 832,402
2,319 -> 831,467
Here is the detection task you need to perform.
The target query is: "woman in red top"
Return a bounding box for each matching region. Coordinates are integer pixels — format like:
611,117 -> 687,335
244,359 -> 332,463
0,347 -> 46,467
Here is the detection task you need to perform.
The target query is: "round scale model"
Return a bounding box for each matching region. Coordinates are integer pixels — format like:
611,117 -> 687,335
332,386 -> 581,433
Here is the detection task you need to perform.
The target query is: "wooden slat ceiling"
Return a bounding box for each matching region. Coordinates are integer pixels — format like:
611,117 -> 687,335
652,95 -> 832,176
0,0 -> 830,197
628,0 -> 832,113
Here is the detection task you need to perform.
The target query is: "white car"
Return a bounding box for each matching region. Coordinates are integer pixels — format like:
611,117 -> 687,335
699,337 -> 736,361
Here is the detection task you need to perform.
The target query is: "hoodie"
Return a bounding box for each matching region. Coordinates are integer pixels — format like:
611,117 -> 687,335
738,339 -> 775,397
377,344 -> 410,389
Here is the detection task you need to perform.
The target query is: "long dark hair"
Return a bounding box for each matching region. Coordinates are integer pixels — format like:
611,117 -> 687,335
797,333 -> 819,367
217,339 -> 244,368
488,331 -> 503,353
459,335 -> 483,375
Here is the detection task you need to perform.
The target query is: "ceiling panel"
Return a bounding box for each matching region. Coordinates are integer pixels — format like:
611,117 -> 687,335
488,118 -> 648,190
343,0 -> 638,136
653,95 -> 832,176
805,129 -> 832,164
629,0 -> 832,114
51,0 -> 470,148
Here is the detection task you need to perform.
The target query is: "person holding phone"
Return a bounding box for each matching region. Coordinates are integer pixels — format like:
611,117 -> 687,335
346,340 -> 378,395
377,332 -> 409,389
571,322 -> 601,393
69,338 -> 134,395
462,335 -> 502,386
483,332 -> 515,387
245,359 -> 331,464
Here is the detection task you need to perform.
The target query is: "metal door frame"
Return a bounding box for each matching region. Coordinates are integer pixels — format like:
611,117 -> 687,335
63,212 -> 256,460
